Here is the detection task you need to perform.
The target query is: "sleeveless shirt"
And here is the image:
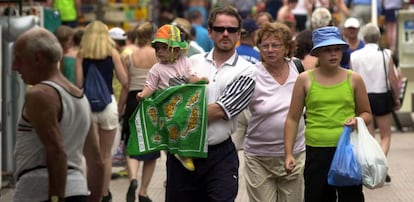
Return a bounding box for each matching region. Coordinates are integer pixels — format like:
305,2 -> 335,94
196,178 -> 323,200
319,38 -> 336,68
127,54 -> 149,91
305,70 -> 355,147
62,56 -> 76,84
82,57 -> 115,94
13,81 -> 91,201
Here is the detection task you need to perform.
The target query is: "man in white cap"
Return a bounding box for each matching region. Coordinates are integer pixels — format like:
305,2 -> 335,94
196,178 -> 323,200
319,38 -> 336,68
109,27 -> 127,50
343,17 -> 364,52
340,17 -> 365,69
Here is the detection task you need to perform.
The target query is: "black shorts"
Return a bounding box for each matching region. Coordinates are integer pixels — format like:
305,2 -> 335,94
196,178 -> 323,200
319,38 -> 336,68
368,92 -> 393,116
383,9 -> 398,22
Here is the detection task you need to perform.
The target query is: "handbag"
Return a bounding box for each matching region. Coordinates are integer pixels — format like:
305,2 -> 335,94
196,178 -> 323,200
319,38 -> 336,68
350,117 -> 388,189
328,125 -> 362,187
381,49 -> 395,108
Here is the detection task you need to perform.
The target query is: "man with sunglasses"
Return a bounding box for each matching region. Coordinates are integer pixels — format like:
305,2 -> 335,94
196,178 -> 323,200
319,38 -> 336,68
165,6 -> 257,202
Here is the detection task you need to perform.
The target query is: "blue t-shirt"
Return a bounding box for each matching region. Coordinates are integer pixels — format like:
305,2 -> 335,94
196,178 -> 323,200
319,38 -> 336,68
341,40 -> 365,69
236,44 -> 260,64
193,24 -> 213,52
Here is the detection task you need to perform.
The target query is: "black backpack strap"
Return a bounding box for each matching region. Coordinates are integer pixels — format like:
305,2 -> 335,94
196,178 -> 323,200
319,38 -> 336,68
293,58 -> 305,73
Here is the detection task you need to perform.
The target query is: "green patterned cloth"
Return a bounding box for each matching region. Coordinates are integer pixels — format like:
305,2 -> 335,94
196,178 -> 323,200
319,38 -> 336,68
127,82 -> 208,158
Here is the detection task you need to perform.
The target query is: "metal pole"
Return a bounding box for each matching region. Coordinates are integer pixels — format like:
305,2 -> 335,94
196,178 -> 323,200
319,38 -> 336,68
1,15 -> 37,174
372,0 -> 378,26
0,25 -> 2,185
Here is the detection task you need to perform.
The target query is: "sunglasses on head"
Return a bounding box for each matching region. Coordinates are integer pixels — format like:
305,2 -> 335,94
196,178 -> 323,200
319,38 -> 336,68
211,26 -> 240,33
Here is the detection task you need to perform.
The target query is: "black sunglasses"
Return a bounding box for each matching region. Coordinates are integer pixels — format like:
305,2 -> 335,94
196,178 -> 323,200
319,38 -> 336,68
211,26 -> 240,33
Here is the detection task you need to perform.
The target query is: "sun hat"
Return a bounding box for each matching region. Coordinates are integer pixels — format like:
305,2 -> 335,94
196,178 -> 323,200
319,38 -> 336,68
310,26 -> 349,56
108,27 -> 126,40
152,24 -> 188,49
344,17 -> 360,28
172,17 -> 192,36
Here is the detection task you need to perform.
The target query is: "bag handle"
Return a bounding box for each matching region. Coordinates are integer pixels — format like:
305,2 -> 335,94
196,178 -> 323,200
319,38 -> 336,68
356,117 -> 370,135
380,49 -> 398,105
380,49 -> 391,92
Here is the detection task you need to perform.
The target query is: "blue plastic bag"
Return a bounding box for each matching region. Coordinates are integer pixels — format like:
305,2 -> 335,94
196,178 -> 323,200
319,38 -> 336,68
328,125 -> 362,186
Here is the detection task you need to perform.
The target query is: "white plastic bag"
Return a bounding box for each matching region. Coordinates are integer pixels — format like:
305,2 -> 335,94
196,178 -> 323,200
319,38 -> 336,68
350,117 -> 389,189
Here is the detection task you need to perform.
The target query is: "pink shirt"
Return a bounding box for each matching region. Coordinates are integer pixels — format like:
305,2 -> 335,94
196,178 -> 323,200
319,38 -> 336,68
244,61 -> 306,156
145,56 -> 194,90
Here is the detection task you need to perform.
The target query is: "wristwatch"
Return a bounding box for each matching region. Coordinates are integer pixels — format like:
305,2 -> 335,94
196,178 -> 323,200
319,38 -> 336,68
50,195 -> 64,202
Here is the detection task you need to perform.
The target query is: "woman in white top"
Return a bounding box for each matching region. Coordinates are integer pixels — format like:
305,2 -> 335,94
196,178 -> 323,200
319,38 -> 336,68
243,22 -> 306,202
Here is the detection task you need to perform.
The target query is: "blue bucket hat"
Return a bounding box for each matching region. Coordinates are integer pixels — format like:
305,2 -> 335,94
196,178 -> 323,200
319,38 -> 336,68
310,26 -> 348,56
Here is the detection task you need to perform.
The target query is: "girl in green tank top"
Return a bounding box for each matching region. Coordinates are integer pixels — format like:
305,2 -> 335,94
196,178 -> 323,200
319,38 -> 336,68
284,26 -> 372,202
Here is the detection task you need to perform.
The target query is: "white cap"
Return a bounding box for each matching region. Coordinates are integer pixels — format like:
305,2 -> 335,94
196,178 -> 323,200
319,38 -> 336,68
108,27 -> 126,40
344,17 -> 360,28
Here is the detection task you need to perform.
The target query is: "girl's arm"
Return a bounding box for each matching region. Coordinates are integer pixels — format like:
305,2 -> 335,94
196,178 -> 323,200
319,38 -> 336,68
349,72 -> 372,127
136,86 -> 155,100
189,75 -> 209,84
284,72 -> 308,172
118,53 -> 131,117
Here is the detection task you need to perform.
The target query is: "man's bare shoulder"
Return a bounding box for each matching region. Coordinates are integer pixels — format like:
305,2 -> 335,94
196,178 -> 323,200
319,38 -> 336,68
25,83 -> 61,110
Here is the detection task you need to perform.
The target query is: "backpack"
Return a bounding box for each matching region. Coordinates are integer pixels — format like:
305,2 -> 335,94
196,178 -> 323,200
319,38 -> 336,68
84,63 -> 112,112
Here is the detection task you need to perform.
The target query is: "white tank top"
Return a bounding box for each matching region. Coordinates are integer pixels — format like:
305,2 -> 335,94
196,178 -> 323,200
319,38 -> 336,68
128,54 -> 150,91
13,81 -> 91,201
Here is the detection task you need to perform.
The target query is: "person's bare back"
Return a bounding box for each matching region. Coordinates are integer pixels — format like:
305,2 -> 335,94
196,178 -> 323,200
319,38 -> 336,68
132,46 -> 157,70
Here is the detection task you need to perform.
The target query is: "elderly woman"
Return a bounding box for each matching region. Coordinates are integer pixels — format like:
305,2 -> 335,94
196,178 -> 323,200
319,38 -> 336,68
243,22 -> 306,202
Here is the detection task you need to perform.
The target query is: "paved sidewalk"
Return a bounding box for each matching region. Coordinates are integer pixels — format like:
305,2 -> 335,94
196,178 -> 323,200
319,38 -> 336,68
2,131 -> 414,202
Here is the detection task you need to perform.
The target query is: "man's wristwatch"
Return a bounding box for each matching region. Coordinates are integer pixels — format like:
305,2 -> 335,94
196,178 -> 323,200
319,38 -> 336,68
50,195 -> 64,202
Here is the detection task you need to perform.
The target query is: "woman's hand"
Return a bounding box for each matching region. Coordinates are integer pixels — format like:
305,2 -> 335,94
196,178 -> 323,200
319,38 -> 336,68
284,154 -> 297,173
